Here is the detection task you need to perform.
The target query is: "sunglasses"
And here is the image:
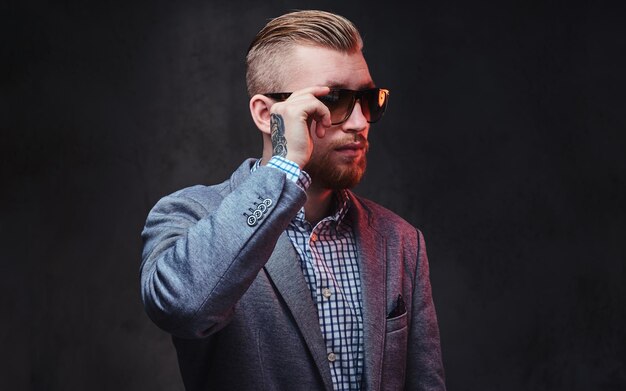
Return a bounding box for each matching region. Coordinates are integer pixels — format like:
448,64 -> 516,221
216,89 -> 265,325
264,88 -> 390,125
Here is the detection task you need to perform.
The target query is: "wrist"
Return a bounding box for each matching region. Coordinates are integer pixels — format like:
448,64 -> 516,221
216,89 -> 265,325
284,152 -> 308,169
266,156 -> 311,191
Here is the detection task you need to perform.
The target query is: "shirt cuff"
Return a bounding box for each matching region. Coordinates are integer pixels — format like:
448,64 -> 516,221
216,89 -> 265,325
267,156 -> 311,191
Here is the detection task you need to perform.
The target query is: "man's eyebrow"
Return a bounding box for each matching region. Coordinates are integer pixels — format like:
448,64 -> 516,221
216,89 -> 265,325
325,81 -> 376,90
324,81 -> 345,89
359,81 -> 376,89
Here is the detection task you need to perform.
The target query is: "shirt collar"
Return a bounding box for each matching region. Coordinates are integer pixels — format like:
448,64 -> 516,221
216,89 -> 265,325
332,189 -> 351,225
251,158 -> 262,172
293,189 -> 351,226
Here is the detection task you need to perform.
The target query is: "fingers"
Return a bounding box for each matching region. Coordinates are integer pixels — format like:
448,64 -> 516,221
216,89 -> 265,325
280,86 -> 332,129
314,119 -> 327,139
293,85 -> 331,97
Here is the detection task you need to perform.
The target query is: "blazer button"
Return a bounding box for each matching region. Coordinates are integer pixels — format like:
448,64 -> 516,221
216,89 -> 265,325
246,215 -> 257,227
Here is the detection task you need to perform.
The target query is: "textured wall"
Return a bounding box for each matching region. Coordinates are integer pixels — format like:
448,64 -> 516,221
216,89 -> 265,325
3,0 -> 625,390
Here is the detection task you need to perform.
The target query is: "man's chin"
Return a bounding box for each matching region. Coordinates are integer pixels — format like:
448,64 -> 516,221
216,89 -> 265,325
306,159 -> 367,190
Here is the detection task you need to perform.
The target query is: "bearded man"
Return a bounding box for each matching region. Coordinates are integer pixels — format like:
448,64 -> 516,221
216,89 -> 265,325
140,10 -> 446,391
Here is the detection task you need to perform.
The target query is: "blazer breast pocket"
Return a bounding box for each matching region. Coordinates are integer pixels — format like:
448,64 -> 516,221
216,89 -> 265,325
382,312 -> 409,390
385,311 -> 408,333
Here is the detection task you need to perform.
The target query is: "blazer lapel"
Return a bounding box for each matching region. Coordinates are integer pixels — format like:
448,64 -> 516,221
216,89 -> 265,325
264,233 -> 335,391
349,194 -> 386,391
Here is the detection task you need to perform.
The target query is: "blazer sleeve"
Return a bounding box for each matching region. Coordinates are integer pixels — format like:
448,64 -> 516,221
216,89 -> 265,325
140,166 -> 306,338
406,229 -> 447,390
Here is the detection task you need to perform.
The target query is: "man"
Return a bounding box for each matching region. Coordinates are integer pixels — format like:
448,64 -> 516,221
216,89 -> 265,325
141,10 -> 445,391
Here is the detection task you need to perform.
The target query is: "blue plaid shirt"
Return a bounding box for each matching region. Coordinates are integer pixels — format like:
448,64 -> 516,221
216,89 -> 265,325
253,157 -> 365,390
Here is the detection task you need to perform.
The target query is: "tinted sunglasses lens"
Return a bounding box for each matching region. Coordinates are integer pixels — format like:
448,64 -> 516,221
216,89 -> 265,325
319,89 -> 388,124
319,90 -> 356,124
362,89 -> 388,123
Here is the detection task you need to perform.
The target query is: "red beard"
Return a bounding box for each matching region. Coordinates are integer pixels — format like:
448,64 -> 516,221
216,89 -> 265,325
304,134 -> 369,190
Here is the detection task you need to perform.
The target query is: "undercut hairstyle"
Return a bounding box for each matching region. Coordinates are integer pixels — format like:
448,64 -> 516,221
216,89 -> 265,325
246,10 -> 364,97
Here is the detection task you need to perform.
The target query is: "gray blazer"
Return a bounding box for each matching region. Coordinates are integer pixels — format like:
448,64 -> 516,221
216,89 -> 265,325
141,159 -> 445,390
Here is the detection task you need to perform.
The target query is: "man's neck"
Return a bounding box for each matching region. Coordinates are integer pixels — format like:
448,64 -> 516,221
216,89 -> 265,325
304,184 -> 336,226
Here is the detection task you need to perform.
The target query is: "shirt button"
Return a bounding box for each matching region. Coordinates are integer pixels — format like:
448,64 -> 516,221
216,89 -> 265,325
327,352 -> 336,362
310,233 -> 318,242
322,288 -> 332,298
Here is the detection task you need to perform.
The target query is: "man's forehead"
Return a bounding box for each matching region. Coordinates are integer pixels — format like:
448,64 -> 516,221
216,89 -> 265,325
281,45 -> 374,90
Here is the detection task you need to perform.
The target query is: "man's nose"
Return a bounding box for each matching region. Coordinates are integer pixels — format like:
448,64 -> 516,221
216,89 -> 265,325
342,100 -> 368,133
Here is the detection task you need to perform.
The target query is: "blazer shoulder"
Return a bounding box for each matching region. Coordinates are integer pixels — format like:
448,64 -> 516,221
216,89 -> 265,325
154,158 -> 256,214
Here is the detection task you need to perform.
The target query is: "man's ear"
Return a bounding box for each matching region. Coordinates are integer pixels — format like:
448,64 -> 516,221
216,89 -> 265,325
249,94 -> 274,135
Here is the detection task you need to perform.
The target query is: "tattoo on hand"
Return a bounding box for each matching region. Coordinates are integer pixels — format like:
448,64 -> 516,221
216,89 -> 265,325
270,113 -> 287,157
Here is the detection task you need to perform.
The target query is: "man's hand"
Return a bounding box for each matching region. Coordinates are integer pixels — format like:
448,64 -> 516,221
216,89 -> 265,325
269,86 -> 332,168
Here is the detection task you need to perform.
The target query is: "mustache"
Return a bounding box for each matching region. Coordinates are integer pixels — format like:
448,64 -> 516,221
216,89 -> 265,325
331,134 -> 369,149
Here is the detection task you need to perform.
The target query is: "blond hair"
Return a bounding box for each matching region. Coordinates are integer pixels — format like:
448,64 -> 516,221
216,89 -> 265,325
245,10 -> 363,96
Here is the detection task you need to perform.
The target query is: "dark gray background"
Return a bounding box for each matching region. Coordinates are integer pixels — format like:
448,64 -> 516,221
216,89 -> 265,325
3,0 -> 625,390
